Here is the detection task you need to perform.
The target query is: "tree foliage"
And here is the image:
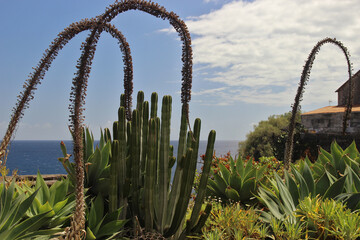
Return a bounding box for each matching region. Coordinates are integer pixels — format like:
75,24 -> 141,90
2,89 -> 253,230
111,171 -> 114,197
239,112 -> 303,161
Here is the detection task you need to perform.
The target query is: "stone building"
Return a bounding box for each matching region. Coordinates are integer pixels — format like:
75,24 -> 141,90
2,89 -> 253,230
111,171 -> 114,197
301,70 -> 360,134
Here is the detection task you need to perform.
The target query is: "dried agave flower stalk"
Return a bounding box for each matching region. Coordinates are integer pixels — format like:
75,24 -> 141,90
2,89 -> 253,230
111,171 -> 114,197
66,3 -> 191,238
67,2 -> 194,235
284,37 -> 353,168
100,0 -> 193,114
0,18 -> 133,166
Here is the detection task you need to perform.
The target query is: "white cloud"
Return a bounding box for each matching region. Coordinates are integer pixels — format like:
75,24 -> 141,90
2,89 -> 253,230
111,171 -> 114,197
167,0 -> 360,107
192,87 -> 227,96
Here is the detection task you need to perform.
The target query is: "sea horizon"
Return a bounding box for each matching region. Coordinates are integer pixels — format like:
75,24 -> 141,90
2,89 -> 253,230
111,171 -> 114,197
4,140 -> 239,175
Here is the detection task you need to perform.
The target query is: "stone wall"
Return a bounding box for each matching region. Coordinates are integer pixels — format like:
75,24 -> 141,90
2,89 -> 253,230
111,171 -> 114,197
301,111 -> 360,134
337,72 -> 360,106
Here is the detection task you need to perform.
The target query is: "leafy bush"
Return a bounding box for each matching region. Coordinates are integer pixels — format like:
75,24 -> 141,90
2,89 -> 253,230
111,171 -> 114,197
297,196 -> 360,240
238,112 -> 304,161
202,201 -> 269,239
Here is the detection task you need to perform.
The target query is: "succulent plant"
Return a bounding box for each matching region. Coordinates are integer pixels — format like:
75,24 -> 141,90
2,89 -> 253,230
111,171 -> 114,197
207,155 -> 266,204
108,91 -> 216,238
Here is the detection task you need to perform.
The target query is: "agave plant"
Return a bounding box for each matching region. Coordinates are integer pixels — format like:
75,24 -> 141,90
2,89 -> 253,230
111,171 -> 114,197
85,195 -> 126,240
0,180 -> 64,239
258,161 -> 350,224
310,141 -> 360,180
15,172 -> 75,231
207,155 -> 266,204
59,129 -> 112,199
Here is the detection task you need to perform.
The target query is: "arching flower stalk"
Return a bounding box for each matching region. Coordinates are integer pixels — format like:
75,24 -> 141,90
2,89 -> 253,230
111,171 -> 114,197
99,0 -> 193,117
1,1 -> 193,238
67,2 -> 194,236
0,19 -> 133,167
284,37 -> 353,169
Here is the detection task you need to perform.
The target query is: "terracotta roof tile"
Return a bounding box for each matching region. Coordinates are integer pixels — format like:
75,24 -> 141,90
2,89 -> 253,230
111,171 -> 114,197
302,105 -> 360,115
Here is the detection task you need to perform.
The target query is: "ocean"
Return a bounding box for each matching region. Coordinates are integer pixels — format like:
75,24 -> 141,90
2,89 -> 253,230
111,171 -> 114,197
4,140 -> 239,175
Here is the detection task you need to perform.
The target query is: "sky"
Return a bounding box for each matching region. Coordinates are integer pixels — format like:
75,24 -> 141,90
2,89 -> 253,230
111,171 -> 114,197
1,0 -> 360,141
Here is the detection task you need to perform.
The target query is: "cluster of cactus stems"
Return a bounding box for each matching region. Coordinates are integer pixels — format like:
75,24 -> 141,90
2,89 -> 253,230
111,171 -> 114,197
284,37 -> 353,168
108,91 -> 216,238
0,1 -> 194,238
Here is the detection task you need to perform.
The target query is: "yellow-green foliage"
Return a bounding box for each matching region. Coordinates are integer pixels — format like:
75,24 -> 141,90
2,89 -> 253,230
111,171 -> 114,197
297,196 -> 360,240
202,201 -> 269,239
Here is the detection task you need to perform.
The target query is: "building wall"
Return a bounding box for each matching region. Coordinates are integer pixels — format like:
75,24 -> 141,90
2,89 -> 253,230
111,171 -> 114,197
337,74 -> 360,106
301,112 -> 360,134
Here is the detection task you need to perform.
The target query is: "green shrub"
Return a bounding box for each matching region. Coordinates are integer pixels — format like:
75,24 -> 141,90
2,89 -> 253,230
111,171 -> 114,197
297,196 -> 360,240
238,112 -> 303,161
202,201 -> 269,239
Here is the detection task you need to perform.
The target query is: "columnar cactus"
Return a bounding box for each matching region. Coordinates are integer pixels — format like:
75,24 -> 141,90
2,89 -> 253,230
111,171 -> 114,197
1,1 -> 195,238
108,91 -> 216,238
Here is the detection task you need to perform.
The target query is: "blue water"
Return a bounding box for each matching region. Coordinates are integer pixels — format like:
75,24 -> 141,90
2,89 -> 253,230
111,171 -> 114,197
4,140 -> 239,175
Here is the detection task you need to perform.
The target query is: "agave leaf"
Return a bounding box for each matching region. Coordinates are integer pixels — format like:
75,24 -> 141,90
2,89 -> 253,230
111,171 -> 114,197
284,171 -> 300,206
239,177 -> 256,202
206,184 -> 218,197
100,141 -> 111,176
207,179 -> 224,197
49,178 -> 68,207
213,174 -> 228,195
243,168 -> 257,183
324,162 -> 338,178
344,141 -> 359,159
331,141 -> 345,174
36,172 -> 50,205
225,187 -> 240,201
52,198 -> 68,213
319,147 -> 332,163
86,227 -> 97,240
96,219 -> 126,238
345,165 -> 360,192
323,174 -> 347,199
325,170 -> 337,185
311,163 -> 325,180
99,129 -> 105,149
243,158 -> 253,179
103,207 -> 122,225
219,163 -> 231,185
88,199 -> 98,231
85,128 -> 95,161
1,188 -> 40,232
229,174 -> 242,193
335,193 -> 360,211
274,173 -> 296,214
88,147 -> 102,185
16,228 -> 63,240
0,211 -> 51,240
256,165 -> 267,181
290,165 -> 309,200
94,195 -> 104,228
229,156 -> 236,173
236,156 -> 245,178
0,180 -> 15,223
38,202 -> 55,217
257,188 -> 284,220
315,172 -> 331,196
301,161 -> 315,195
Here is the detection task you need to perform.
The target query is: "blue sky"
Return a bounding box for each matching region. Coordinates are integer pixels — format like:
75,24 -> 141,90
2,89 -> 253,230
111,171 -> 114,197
1,0 -> 360,141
